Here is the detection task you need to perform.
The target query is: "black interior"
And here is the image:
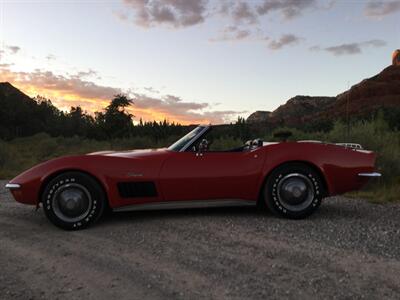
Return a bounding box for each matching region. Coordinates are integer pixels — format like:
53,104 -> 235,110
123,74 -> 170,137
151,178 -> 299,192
189,138 -> 263,153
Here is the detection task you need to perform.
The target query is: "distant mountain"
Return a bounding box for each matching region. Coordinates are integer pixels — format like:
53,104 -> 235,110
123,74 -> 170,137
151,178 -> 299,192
0,82 -> 33,101
247,96 -> 335,127
330,65 -> 400,117
0,82 -> 190,141
0,82 -> 87,139
2,64 -> 400,140
247,111 -> 271,123
247,65 -> 400,128
0,82 -> 44,138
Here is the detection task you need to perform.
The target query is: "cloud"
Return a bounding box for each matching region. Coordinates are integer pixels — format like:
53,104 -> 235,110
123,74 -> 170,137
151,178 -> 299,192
364,1 -> 400,17
7,45 -> 20,54
0,63 -> 14,68
119,0 -> 328,35
311,39 -> 387,56
219,1 -> 258,24
257,0 -> 317,19
231,1 -> 258,23
267,34 -> 302,50
210,25 -> 252,42
0,45 -> 20,67
217,0 -> 320,23
74,69 -> 99,79
0,44 -> 21,59
143,86 -> 160,93
131,93 -> 242,124
121,0 -> 208,28
0,67 -> 241,124
0,68 -> 121,112
46,54 -> 56,60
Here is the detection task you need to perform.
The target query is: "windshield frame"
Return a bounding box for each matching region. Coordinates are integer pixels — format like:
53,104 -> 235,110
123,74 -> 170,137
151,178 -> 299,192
168,125 -> 210,152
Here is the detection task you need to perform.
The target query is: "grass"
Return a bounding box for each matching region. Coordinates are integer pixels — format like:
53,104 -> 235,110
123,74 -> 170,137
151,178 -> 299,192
346,179 -> 400,204
0,133 -> 185,178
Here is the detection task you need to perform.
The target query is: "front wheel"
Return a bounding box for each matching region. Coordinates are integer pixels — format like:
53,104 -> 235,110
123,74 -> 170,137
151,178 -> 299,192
42,172 -> 107,230
263,163 -> 325,219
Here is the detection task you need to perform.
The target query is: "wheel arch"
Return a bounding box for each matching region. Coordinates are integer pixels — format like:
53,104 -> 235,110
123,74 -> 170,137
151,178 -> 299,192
257,160 -> 329,205
38,169 -> 110,207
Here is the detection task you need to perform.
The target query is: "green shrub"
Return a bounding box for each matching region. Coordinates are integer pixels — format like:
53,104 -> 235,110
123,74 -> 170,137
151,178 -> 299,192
0,140 -> 10,168
1,117 -> 399,203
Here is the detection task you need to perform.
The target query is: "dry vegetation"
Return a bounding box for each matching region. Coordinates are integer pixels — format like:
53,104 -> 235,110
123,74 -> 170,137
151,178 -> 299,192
0,114 -> 398,202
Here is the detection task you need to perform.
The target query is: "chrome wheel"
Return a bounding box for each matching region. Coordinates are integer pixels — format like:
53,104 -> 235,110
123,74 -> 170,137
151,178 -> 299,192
277,173 -> 315,212
52,183 -> 92,223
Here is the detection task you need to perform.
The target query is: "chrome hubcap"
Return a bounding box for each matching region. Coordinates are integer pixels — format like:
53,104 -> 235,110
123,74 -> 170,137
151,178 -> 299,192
52,183 -> 92,222
277,173 -> 315,212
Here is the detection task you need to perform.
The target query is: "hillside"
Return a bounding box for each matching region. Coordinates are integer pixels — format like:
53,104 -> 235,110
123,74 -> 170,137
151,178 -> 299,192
0,82 -> 43,138
0,83 -> 190,141
247,96 -> 335,127
2,63 -> 400,140
332,65 -> 400,117
247,65 -> 400,128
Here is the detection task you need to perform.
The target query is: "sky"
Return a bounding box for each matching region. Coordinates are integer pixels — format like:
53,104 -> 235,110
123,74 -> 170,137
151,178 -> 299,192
0,0 -> 399,124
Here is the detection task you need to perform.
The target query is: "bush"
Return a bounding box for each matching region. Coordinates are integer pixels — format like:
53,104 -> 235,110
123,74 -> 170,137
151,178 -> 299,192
0,140 -> 11,168
1,117 -> 399,203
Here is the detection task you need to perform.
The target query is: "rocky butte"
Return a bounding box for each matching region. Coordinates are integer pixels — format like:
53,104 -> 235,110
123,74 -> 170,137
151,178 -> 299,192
247,51 -> 400,128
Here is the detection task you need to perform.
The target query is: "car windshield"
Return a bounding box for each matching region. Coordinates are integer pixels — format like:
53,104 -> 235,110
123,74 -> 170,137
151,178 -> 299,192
168,126 -> 205,152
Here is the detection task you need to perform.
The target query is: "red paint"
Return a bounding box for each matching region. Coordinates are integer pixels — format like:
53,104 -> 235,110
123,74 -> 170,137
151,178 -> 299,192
7,141 -> 377,208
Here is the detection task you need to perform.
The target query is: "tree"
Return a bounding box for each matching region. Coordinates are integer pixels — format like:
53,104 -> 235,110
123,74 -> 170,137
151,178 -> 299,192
66,106 -> 95,137
95,94 -> 134,139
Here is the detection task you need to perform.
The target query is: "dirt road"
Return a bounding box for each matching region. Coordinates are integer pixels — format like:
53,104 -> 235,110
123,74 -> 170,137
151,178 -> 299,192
1,180 -> 400,299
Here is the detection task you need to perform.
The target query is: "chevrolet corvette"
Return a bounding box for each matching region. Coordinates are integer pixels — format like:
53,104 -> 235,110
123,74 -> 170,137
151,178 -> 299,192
5,125 -> 381,230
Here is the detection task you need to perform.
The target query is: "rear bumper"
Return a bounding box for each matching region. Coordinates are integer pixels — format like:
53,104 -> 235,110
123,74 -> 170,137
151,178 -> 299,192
358,172 -> 382,177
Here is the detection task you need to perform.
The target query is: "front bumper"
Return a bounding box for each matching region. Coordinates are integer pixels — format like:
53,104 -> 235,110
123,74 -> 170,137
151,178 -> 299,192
5,183 -> 21,190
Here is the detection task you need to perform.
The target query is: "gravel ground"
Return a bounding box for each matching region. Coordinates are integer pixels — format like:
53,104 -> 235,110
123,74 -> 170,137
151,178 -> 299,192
1,180 -> 400,300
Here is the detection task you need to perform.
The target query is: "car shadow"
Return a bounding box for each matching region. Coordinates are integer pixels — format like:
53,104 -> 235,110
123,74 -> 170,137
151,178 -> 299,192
98,198 -> 363,227
100,205 -> 268,225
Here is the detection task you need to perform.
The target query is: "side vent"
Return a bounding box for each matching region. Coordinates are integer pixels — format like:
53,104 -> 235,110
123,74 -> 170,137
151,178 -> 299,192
117,182 -> 158,198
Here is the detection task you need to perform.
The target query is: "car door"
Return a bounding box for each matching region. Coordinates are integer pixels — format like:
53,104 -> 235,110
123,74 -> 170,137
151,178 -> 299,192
159,147 -> 266,202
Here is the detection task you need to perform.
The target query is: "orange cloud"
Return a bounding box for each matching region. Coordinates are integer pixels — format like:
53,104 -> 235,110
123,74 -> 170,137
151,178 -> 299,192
0,67 -> 241,124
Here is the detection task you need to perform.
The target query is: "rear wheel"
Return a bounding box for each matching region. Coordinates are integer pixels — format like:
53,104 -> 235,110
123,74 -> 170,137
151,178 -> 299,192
42,172 -> 106,230
263,163 -> 324,219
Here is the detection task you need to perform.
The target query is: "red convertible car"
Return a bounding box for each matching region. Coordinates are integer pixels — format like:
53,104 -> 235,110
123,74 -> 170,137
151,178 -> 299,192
5,125 -> 380,230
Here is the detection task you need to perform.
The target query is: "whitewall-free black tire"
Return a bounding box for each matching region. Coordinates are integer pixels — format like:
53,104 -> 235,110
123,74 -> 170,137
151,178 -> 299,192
42,172 -> 106,230
263,163 -> 325,219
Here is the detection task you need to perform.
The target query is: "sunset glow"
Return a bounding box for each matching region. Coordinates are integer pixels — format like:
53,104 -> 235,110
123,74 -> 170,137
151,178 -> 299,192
0,1 -> 398,124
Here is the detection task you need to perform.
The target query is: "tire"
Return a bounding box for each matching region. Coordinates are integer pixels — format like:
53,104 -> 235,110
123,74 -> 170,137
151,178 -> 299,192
263,163 -> 325,219
42,172 -> 106,230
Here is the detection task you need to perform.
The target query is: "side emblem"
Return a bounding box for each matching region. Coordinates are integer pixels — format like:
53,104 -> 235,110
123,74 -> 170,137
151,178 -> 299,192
127,172 -> 143,177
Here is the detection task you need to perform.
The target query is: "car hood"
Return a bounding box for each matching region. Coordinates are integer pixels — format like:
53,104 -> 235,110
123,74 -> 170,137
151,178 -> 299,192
87,148 -> 170,158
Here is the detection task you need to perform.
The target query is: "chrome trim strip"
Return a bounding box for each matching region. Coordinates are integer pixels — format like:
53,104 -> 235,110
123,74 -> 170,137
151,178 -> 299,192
5,183 -> 21,190
180,125 -> 210,152
113,199 -> 256,213
336,143 -> 363,150
358,172 -> 382,177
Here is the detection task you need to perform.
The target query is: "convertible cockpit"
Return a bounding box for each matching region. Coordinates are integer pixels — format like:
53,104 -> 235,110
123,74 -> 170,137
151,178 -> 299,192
168,125 -> 263,153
